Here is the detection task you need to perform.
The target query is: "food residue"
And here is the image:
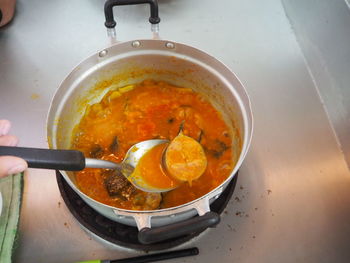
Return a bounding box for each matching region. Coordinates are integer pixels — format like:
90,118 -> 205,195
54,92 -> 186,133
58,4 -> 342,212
31,93 -> 40,100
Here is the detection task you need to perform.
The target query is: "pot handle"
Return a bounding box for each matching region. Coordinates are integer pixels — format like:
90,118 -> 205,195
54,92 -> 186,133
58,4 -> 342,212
104,0 -> 160,28
138,211 -> 220,244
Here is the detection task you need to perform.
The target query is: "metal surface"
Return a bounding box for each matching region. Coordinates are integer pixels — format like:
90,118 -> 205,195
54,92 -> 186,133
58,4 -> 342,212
46,36 -> 253,229
85,158 -> 120,170
1,0 -> 350,262
282,0 -> 350,169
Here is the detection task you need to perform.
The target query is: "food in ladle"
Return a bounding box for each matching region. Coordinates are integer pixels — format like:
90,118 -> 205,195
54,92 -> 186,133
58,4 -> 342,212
72,79 -> 238,210
130,143 -> 181,191
129,131 -> 206,190
165,131 -> 207,184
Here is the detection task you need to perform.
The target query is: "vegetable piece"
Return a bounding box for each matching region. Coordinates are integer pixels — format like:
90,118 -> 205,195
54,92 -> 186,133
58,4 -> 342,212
109,90 -> 122,100
119,85 -> 135,93
109,136 -> 119,153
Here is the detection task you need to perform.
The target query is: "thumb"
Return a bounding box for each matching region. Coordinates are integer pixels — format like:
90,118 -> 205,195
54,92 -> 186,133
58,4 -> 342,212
0,156 -> 28,178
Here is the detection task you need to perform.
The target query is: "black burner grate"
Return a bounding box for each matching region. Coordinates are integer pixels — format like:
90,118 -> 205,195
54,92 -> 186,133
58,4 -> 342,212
56,171 -> 238,251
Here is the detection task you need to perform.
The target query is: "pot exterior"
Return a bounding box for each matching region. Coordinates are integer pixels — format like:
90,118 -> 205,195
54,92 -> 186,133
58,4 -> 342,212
48,39 -> 253,228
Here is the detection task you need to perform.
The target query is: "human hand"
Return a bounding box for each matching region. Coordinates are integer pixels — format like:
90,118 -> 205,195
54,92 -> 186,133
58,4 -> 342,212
0,0 -> 16,27
0,120 -> 27,178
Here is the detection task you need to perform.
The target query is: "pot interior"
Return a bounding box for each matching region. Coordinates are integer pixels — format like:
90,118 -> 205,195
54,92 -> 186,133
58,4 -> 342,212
47,39 -> 251,210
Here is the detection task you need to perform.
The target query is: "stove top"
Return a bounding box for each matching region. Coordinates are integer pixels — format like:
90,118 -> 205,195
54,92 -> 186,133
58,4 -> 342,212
56,171 -> 238,251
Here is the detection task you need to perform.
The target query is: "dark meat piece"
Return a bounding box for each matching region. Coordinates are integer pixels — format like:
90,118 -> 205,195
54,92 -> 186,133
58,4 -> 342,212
109,136 -> 119,154
90,144 -> 104,158
104,170 -> 136,200
103,170 -> 162,210
205,140 -> 229,159
197,129 -> 204,143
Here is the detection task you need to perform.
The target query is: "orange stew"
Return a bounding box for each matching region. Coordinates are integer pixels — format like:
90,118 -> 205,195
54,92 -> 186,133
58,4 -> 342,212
131,143 -> 181,190
72,80 -> 236,210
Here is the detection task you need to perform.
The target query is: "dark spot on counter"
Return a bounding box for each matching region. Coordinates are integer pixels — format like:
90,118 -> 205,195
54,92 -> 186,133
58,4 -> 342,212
227,224 -> 236,232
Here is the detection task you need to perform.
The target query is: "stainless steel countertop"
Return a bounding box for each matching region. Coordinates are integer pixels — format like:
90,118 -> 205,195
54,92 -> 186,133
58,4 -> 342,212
1,0 -> 350,262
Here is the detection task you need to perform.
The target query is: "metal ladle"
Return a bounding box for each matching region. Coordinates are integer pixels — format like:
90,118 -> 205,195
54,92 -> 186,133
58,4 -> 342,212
0,139 -> 170,192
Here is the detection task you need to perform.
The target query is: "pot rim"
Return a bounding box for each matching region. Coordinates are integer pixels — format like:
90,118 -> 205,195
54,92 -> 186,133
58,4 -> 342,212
47,38 -> 254,216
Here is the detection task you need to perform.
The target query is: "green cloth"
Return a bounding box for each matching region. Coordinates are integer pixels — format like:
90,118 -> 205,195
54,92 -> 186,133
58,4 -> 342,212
0,173 -> 23,263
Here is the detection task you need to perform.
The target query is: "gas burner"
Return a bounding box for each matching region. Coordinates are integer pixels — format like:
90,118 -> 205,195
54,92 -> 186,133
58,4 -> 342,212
56,171 -> 238,251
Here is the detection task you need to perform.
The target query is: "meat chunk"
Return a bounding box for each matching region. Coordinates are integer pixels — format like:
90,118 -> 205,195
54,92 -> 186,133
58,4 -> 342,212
103,169 -> 162,210
89,144 -> 104,158
104,170 -> 135,200
132,192 -> 162,210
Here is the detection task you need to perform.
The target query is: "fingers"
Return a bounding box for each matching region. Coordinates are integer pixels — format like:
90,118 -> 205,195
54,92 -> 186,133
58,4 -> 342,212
0,119 -> 28,177
0,134 -> 19,146
0,119 -> 11,136
0,120 -> 17,146
0,156 -> 28,178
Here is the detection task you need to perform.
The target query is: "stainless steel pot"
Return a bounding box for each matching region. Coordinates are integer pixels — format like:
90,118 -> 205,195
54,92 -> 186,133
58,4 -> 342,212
47,0 -> 253,244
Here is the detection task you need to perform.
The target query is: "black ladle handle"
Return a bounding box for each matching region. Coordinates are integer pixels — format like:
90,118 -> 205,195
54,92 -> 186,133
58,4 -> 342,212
0,146 -> 85,171
138,211 -> 220,244
104,0 -> 161,29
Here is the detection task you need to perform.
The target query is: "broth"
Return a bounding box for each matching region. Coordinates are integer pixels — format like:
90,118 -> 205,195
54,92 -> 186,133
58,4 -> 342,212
71,79 -> 238,210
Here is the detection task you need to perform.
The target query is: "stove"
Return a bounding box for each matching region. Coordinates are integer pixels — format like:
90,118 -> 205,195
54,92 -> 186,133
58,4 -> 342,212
56,171 -> 238,251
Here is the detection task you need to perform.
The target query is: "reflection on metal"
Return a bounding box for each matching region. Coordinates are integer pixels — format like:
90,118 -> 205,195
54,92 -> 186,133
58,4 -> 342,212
283,0 -> 350,169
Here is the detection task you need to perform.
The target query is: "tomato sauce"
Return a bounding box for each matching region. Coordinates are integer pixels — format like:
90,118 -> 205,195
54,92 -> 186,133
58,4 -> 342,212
71,79 -> 238,209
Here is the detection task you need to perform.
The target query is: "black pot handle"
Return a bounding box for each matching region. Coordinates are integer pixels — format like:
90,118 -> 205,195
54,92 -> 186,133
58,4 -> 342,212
138,211 -> 220,244
104,0 -> 160,29
0,146 -> 85,171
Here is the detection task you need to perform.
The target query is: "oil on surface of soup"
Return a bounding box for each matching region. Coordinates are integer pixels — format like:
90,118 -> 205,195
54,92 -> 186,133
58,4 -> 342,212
71,79 -> 238,210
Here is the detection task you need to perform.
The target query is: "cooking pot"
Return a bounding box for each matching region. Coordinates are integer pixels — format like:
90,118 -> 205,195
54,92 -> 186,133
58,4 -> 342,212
47,0 -> 253,244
